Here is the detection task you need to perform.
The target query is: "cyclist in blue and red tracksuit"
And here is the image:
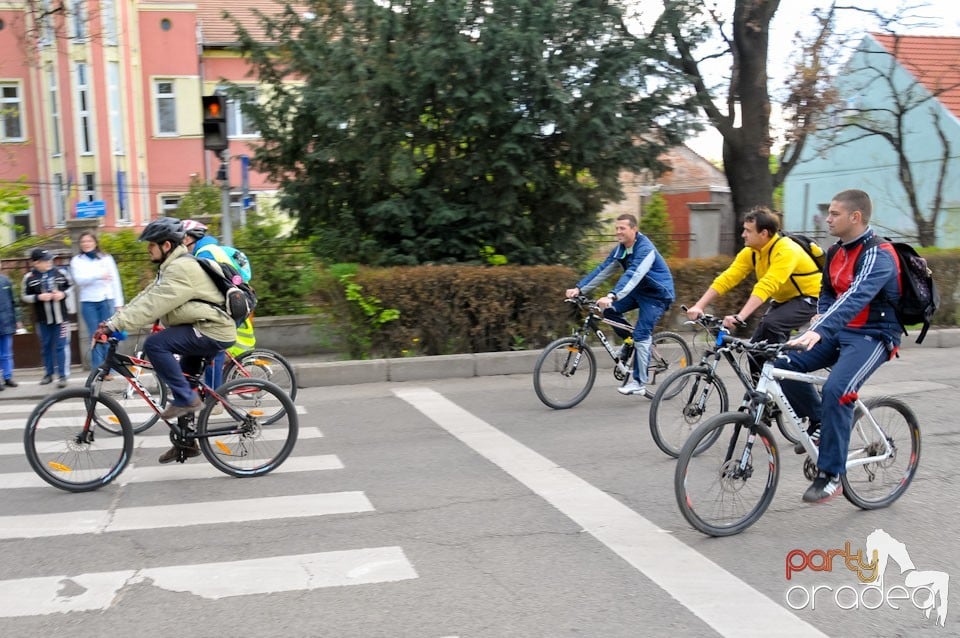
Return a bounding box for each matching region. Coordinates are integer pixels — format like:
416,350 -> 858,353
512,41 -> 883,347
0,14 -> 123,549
565,213 -> 676,398
775,189 -> 901,504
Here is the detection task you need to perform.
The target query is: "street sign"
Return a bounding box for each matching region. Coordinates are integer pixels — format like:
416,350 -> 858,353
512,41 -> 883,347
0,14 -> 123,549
75,200 -> 107,218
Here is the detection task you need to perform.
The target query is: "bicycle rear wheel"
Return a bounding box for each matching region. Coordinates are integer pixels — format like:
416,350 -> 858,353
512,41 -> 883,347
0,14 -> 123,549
24,388 -> 134,492
533,337 -> 597,409
647,331 -> 692,393
223,348 -> 298,403
649,366 -> 728,458
841,396 -> 921,509
675,413 -> 779,536
197,378 -> 299,477
86,367 -> 167,434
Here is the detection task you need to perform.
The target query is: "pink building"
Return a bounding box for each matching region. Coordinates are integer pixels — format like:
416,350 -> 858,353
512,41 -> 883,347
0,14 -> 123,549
0,0 -> 277,241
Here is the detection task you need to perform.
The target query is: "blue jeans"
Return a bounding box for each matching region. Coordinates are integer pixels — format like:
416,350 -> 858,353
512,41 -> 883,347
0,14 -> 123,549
204,351 -> 225,390
37,322 -> 67,378
81,299 -> 115,369
775,329 -> 891,476
603,296 -> 671,384
142,325 -> 232,407
0,333 -> 12,380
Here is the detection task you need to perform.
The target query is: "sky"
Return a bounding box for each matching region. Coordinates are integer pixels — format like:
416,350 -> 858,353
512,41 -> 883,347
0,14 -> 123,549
637,0 -> 960,159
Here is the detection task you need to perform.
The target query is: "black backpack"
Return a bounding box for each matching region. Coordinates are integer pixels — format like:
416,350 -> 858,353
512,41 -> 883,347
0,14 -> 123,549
828,236 -> 939,344
879,239 -> 939,344
190,256 -> 258,325
753,232 -> 825,293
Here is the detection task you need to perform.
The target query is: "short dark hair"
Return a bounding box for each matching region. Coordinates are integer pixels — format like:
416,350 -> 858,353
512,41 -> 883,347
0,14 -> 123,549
616,213 -> 638,228
742,206 -> 781,236
832,189 -> 872,222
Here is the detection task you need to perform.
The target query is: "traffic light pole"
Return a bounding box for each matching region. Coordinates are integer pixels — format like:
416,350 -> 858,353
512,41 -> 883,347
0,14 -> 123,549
218,150 -> 233,246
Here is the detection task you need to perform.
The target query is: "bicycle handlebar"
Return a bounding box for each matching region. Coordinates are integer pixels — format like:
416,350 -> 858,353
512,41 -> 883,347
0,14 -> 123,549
715,333 -> 806,360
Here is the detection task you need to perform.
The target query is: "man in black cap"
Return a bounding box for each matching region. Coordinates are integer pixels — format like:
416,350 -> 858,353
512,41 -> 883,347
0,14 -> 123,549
21,249 -> 72,387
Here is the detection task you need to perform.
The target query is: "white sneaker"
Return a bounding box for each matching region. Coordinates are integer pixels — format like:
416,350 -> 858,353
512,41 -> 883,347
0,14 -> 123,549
617,380 -> 646,396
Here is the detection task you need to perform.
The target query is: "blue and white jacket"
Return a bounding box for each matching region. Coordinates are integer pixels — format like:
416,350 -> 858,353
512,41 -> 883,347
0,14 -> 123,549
576,234 -> 675,303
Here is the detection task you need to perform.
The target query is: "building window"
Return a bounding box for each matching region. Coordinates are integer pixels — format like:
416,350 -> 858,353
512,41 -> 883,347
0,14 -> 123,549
11,212 -> 31,239
75,62 -> 94,153
160,18 -> 172,31
47,66 -> 61,155
155,80 -> 177,135
53,173 -> 67,226
117,170 -> 130,223
107,62 -> 124,154
101,0 -> 117,45
82,172 -> 96,202
228,89 -> 259,138
0,83 -> 24,142
39,0 -> 54,46
160,195 -> 181,214
71,0 -> 87,41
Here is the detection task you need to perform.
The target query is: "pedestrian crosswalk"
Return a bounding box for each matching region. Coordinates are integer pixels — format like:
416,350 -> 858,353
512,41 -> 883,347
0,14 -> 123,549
0,399 -> 419,619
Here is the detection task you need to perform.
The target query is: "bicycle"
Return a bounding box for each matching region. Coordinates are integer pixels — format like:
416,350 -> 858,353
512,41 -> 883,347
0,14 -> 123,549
674,335 -> 920,536
648,311 -> 798,458
533,296 -> 692,409
25,335 -> 299,492
86,326 -> 298,434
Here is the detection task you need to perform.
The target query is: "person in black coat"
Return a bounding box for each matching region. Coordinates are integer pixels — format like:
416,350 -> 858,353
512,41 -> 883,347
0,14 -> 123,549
21,248 -> 71,387
0,265 -> 23,388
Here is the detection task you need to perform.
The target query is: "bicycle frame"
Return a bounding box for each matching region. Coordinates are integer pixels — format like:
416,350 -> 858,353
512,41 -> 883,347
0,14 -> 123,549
578,310 -> 634,364
753,363 -> 895,470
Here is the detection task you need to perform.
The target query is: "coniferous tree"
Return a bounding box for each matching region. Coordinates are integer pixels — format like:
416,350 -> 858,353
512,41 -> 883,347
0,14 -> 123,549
231,0 -> 698,266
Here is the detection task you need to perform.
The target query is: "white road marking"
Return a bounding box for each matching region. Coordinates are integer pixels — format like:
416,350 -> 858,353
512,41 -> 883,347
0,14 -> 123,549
394,387 -> 829,638
0,546 -> 416,617
0,491 -> 373,540
0,454 -> 343,489
0,426 -> 321,457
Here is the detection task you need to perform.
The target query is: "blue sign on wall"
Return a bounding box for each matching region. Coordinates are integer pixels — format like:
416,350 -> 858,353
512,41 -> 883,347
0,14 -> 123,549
76,200 -> 107,218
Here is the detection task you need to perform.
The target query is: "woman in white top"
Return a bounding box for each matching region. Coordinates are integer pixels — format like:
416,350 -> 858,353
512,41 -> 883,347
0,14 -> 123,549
70,232 -> 124,369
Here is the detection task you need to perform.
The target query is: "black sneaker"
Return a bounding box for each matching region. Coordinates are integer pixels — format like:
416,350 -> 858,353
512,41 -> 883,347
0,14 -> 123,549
39,375 -> 53,385
803,471 -> 843,503
57,376 -> 68,388
4,378 -> 17,387
794,426 -> 821,454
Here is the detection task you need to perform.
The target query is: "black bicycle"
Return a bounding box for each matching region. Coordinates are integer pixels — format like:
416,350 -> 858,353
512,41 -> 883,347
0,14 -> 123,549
25,335 -> 298,492
648,312 -> 797,458
533,296 -> 691,409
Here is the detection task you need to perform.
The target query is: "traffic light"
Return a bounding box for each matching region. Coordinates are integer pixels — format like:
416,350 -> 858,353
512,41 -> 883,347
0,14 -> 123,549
202,95 -> 228,152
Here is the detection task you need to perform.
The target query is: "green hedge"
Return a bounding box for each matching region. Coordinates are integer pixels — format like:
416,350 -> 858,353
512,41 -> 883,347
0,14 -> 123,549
327,250 -> 960,358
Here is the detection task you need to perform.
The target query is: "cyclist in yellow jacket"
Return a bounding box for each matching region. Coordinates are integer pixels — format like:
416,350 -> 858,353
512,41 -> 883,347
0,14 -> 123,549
686,207 -> 822,378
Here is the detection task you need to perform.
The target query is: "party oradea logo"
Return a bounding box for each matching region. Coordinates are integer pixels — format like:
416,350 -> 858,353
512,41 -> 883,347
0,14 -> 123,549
784,528 -> 948,627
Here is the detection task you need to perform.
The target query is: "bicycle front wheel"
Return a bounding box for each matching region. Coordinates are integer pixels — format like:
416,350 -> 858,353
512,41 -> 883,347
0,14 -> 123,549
223,348 -> 298,403
24,388 -> 134,492
649,366 -> 728,458
198,378 -> 299,477
647,331 -> 692,393
675,413 -> 779,536
842,396 -> 921,509
86,367 -> 167,434
533,337 -> 597,409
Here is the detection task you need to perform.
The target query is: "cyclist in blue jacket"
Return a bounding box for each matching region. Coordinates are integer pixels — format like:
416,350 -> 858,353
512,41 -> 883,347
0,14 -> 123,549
565,214 -> 676,397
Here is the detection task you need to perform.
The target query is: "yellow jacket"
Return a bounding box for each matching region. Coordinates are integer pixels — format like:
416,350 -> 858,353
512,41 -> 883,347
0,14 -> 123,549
709,235 -> 822,304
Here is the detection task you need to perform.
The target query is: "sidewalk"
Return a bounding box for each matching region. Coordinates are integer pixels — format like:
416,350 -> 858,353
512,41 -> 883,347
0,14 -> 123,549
4,328 -> 959,401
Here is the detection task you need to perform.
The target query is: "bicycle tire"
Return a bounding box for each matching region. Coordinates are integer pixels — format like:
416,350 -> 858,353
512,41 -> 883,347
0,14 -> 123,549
647,331 -> 692,394
533,337 -> 597,409
197,378 -> 299,477
841,396 -> 921,509
24,388 -> 134,492
675,412 -> 780,537
86,367 -> 167,434
649,366 -> 728,458
223,348 -> 298,403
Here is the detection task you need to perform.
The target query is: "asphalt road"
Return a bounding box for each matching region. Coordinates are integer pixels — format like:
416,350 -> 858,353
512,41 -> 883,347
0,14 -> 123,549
0,345 -> 957,637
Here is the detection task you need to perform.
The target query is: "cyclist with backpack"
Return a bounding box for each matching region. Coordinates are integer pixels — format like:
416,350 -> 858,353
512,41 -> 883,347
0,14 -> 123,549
776,189 -> 902,504
94,217 -> 237,463
686,206 -> 822,379
181,219 -> 254,392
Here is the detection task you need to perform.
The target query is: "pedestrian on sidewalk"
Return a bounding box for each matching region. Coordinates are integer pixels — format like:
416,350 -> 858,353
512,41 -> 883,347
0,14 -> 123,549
70,232 -> 124,370
0,265 -> 23,389
21,248 -> 72,388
